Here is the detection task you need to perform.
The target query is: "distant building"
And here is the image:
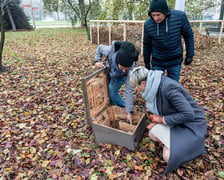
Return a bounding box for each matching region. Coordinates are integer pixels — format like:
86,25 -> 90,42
21,0 -> 44,21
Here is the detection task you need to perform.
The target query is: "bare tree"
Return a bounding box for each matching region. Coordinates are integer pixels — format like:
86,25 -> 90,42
5,1 -> 15,31
0,4 -> 8,72
67,0 -> 91,40
219,0 -> 224,20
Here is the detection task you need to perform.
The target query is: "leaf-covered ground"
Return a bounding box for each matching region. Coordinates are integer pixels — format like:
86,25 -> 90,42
0,28 -> 223,179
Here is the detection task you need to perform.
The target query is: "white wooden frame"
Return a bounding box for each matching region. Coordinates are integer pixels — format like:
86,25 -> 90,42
90,20 -> 224,55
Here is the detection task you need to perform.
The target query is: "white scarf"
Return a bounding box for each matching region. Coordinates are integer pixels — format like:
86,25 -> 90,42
142,70 -> 163,115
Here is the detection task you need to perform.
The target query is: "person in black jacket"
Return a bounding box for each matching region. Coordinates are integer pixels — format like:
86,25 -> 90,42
143,0 -> 195,82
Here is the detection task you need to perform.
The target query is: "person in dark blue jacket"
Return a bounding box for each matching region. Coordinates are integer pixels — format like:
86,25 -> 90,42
143,0 -> 195,82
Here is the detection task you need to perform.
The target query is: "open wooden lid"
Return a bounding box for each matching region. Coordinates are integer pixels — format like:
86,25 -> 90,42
81,68 -> 110,125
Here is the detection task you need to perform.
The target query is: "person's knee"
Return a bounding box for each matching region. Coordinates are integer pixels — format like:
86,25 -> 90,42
163,146 -> 170,162
149,132 -> 159,142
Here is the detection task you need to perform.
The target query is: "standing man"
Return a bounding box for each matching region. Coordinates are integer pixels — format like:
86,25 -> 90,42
94,41 -> 139,123
143,0 -> 195,82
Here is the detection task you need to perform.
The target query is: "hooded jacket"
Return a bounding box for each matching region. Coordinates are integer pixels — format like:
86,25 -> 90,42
143,0 -> 195,68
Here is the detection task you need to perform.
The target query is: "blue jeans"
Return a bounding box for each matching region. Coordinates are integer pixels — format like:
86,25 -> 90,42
108,76 -> 126,108
152,64 -> 182,82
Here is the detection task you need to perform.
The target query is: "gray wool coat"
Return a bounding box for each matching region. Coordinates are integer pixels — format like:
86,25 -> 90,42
156,75 -> 207,175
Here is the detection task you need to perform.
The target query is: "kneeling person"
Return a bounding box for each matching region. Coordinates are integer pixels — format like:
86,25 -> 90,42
129,66 -> 207,174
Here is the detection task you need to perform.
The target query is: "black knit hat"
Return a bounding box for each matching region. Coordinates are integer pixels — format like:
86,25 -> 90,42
148,0 -> 170,17
117,41 -> 139,67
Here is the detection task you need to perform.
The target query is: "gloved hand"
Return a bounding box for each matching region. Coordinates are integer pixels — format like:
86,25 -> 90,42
184,57 -> 193,65
145,63 -> 151,70
149,114 -> 164,124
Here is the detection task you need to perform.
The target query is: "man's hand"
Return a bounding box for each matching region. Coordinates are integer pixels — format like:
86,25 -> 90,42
95,62 -> 105,68
184,57 -> 193,65
127,113 -> 133,124
149,114 -> 164,124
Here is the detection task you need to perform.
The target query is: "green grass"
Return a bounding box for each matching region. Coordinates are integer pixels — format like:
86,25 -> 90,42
5,28 -> 86,38
33,20 -> 72,25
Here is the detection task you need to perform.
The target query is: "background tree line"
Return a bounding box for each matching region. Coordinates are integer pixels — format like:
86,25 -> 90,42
43,0 -> 223,23
42,0 -> 224,39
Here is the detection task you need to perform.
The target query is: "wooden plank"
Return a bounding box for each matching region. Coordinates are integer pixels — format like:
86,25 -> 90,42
81,68 -> 107,125
199,22 -> 202,32
141,23 -> 144,56
123,23 -> 127,41
93,123 -> 136,150
219,22 -> 224,44
90,21 -> 92,44
119,121 -> 136,133
97,21 -> 100,45
109,106 -> 115,121
108,22 -> 111,45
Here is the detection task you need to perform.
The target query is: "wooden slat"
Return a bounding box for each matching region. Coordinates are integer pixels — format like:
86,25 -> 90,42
119,121 -> 136,133
123,23 -> 127,41
108,22 -> 111,45
89,20 -> 224,45
219,21 -> 224,44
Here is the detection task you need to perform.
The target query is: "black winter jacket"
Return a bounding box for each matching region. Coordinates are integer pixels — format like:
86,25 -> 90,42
143,10 -> 195,68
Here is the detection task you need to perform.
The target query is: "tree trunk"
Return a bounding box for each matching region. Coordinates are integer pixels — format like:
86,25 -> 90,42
84,0 -> 91,40
84,18 -> 90,40
219,0 -> 224,20
79,0 -> 85,27
67,0 -> 91,39
0,5 -> 7,72
6,3 -> 16,31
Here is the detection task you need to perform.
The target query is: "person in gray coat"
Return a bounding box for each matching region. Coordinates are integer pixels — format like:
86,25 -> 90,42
94,41 -> 139,124
130,66 -> 207,175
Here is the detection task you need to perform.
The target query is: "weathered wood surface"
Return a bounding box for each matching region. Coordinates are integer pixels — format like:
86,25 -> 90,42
82,69 -> 147,150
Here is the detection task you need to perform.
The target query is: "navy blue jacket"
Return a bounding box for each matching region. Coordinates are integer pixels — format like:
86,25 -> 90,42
143,10 -> 195,67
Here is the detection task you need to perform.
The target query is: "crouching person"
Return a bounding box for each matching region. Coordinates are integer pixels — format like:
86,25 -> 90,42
94,41 -> 139,124
129,66 -> 207,175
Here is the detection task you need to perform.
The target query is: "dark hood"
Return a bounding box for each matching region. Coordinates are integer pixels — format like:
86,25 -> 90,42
148,0 -> 170,17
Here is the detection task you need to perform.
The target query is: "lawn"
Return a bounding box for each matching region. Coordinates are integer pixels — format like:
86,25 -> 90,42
0,28 -> 223,179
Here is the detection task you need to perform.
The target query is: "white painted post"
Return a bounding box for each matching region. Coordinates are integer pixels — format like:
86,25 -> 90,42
199,22 -> 203,32
90,21 -> 92,44
108,22 -> 111,45
218,21 -> 223,44
141,23 -> 144,56
123,23 -> 127,41
97,22 -> 99,45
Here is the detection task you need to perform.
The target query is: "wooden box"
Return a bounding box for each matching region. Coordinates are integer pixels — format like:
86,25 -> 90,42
81,68 -> 146,151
